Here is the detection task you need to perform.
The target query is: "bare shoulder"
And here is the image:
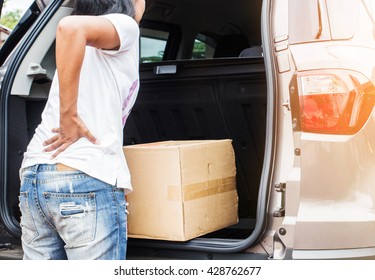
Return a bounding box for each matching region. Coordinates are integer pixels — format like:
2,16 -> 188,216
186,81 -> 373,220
57,15 -> 121,50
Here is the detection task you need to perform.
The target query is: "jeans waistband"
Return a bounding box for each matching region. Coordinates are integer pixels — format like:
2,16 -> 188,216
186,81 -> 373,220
23,164 -> 57,172
23,163 -> 78,173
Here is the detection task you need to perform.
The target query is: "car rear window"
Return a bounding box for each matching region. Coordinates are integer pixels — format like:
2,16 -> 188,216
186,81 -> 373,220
140,27 -> 169,63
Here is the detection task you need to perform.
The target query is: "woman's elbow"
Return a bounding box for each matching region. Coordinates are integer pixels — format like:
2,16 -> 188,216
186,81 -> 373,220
57,16 -> 86,40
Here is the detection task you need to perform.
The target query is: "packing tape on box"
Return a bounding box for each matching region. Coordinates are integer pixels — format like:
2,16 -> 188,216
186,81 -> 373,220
168,176 -> 236,201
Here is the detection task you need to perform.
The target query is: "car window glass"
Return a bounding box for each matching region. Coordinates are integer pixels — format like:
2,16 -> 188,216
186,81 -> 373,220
191,33 -> 215,59
0,0 -> 41,48
140,27 -> 169,63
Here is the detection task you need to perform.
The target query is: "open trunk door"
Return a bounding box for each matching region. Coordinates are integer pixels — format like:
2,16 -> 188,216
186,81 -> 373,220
0,0 -> 53,66
0,1 -> 4,17
0,0 -> 53,238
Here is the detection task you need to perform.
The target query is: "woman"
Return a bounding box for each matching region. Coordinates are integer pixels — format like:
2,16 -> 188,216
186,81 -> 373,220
18,0 -> 146,260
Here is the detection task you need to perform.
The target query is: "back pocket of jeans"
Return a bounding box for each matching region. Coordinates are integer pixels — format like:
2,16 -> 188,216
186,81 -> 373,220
44,192 -> 96,247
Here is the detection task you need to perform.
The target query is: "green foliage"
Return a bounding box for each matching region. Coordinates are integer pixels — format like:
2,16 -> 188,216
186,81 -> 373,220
193,40 -> 206,53
0,9 -> 22,29
140,50 -> 165,63
1,1 -> 22,30
140,56 -> 163,63
192,40 -> 206,59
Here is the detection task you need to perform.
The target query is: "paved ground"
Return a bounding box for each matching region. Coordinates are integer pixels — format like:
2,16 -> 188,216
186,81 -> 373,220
0,244 -> 23,260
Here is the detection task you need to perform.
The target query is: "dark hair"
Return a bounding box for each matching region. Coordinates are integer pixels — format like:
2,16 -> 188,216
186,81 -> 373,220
72,0 -> 135,17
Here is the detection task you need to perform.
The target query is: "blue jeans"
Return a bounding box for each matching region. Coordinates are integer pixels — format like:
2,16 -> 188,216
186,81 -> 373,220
19,164 -> 127,260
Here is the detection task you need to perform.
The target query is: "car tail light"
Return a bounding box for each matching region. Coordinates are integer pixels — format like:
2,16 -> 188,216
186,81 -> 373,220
289,70 -> 375,134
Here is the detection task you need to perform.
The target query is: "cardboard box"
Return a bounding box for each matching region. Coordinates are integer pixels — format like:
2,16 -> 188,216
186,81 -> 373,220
123,139 -> 239,241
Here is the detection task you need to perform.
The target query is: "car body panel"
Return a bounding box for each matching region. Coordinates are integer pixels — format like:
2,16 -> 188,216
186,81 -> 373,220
271,0 -> 375,258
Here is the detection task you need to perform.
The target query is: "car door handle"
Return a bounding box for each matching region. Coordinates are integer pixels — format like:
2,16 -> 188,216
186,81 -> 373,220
153,65 -> 177,75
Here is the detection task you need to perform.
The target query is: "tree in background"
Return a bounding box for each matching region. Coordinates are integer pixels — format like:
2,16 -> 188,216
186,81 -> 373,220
0,0 -> 22,30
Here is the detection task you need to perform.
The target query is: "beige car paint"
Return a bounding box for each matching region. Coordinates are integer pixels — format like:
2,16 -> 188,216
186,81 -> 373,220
267,0 -> 375,259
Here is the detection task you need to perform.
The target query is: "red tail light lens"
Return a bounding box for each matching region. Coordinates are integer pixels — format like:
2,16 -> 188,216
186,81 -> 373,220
290,70 -> 375,134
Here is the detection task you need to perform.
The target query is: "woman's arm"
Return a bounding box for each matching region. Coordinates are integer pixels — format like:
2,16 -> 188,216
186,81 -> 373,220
43,16 -> 121,158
